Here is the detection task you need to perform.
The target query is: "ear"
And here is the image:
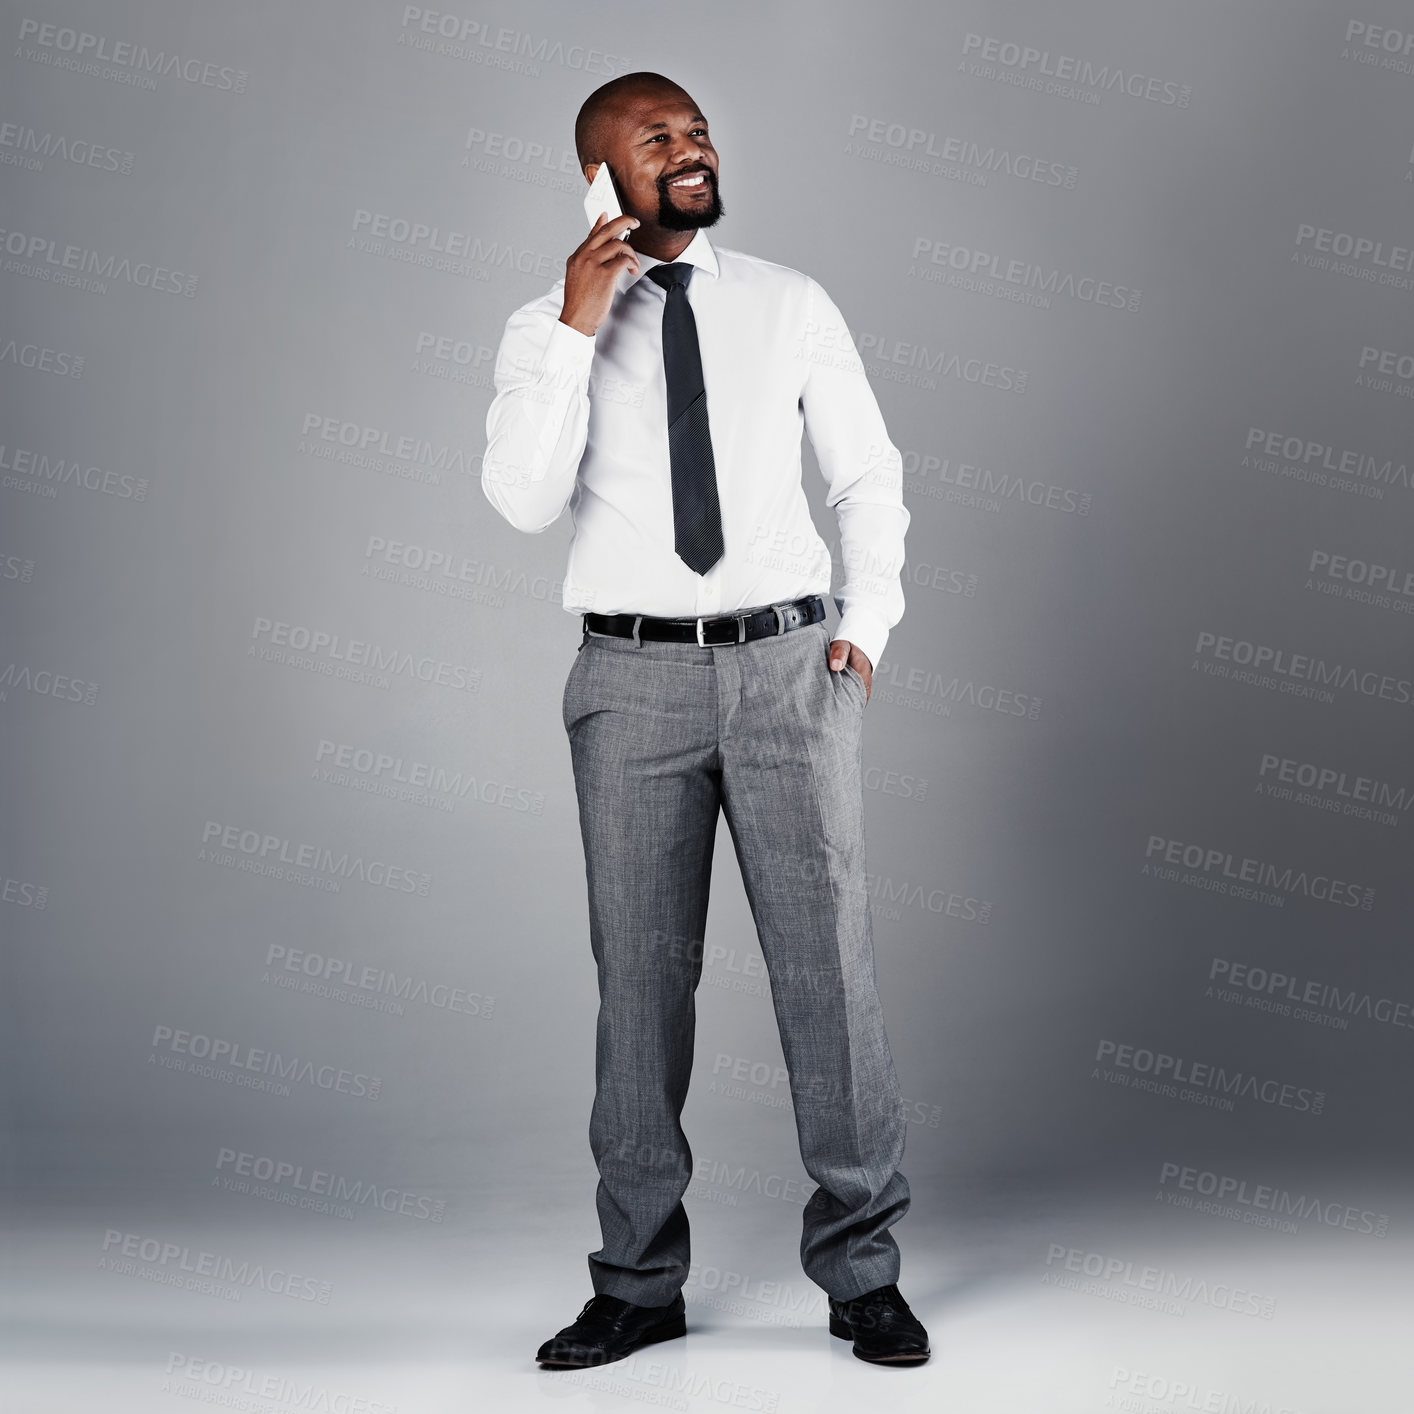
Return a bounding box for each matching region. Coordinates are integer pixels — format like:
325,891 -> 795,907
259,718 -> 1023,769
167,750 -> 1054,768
584,162 -> 599,186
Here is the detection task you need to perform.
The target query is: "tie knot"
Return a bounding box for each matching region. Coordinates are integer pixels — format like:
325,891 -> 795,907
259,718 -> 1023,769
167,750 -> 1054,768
648,262 -> 693,292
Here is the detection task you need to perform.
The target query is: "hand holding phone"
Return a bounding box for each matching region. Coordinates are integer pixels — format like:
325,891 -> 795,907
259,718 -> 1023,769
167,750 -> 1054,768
561,164 -> 640,337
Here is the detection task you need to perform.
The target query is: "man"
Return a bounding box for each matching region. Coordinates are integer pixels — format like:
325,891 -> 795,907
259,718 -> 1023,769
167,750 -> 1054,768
482,71 -> 926,1368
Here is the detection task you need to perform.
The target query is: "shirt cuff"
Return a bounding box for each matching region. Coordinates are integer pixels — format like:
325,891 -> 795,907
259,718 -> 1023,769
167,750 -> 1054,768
833,607 -> 889,673
544,316 -> 597,375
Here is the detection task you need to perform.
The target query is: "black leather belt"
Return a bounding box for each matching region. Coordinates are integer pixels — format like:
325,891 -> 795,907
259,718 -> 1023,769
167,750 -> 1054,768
583,595 -> 825,646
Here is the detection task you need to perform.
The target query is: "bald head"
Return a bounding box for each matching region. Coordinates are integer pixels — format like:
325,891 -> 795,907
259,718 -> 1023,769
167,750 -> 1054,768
574,71 -> 693,171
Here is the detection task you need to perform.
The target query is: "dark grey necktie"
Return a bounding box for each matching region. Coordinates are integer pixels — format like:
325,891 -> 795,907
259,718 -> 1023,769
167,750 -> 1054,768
646,262 -> 724,576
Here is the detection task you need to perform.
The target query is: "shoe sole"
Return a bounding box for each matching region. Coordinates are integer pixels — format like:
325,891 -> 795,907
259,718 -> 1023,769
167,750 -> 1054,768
828,1314 -> 930,1363
536,1312 -> 687,1368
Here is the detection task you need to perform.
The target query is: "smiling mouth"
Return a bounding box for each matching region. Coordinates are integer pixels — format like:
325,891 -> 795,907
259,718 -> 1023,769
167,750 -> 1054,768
667,170 -> 710,192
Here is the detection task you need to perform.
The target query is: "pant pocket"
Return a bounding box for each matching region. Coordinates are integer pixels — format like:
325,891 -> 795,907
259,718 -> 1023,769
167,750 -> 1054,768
841,661 -> 867,704
562,645 -> 590,731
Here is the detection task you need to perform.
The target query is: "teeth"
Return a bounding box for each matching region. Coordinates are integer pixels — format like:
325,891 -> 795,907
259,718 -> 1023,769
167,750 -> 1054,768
672,173 -> 705,187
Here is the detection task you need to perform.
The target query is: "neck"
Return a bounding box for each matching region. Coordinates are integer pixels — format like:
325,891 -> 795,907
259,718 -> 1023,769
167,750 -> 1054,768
628,228 -> 696,263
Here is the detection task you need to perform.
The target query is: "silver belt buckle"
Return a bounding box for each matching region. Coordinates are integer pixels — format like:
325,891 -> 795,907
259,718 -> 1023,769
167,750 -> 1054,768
696,610 -> 749,646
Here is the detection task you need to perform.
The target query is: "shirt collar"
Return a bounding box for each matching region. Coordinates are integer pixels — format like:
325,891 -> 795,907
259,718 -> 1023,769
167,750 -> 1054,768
618,227 -> 719,294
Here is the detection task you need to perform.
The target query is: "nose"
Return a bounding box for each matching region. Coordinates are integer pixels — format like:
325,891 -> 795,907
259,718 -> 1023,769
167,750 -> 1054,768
666,138 -> 710,173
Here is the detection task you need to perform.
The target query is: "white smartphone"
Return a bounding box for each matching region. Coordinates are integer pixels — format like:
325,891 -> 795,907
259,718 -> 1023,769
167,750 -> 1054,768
583,162 -> 629,238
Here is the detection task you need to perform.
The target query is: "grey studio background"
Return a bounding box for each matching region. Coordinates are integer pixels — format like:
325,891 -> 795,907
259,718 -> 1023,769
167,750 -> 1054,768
4,1 -> 1413,1410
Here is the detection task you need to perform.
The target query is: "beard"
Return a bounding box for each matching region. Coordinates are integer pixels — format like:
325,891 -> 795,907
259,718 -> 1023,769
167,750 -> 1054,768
655,168 -> 724,230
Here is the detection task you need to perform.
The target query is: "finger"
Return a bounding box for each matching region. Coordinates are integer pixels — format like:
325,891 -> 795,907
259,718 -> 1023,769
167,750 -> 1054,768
588,240 -> 641,271
585,213 -> 639,250
573,212 -> 617,260
574,211 -> 605,251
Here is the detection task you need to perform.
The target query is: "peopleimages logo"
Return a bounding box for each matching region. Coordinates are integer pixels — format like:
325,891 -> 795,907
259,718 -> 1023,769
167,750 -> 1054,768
1042,1245 -> 1275,1320
1357,344 -> 1414,384
1094,1039 -> 1325,1114
100,1231 -> 330,1303
314,736 -> 545,816
1108,1366 -> 1308,1414
0,223 -> 198,294
867,658 -> 1041,721
899,443 -> 1092,515
864,870 -> 993,924
1242,426 -> 1411,494
0,120 -> 134,176
909,235 -> 1141,311
0,337 -> 84,375
1344,20 -> 1414,53
200,820 -> 432,897
2,873 -> 47,909
1208,957 -> 1414,1033
300,412 -> 483,481
1142,833 -> 1374,910
1294,222 -> 1414,281
164,1354 -> 396,1414
1157,1160 -> 1389,1237
0,438 -> 149,501
149,1024 -> 382,1101
15,18 -> 249,91
1257,752 -> 1413,822
263,944 -> 495,1019
850,325 -> 1029,393
215,1148 -> 446,1222
0,661 -> 98,706
347,209 -> 559,278
396,9 -> 629,78
360,537 -> 568,609
959,33 -> 1192,107
1306,547 -> 1414,614
249,616 -> 480,694
844,114 -> 1076,191
1192,629 -> 1413,708
691,1158 -> 817,1207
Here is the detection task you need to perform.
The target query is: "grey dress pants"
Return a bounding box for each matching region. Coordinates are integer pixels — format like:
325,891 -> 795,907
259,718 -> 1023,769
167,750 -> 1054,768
560,611 -> 910,1306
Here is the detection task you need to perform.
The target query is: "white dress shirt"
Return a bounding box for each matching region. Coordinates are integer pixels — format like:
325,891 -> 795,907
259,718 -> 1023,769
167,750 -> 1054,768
481,227 -> 910,669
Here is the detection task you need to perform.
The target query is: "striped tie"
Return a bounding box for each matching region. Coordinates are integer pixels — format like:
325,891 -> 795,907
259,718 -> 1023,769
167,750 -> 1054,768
647,262 -> 724,576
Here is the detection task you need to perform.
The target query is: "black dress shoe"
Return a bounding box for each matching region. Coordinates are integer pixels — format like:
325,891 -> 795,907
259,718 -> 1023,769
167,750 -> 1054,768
827,1282 -> 930,1364
535,1291 -> 687,1368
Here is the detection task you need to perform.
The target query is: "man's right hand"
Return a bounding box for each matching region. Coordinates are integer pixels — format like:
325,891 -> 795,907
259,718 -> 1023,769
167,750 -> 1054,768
559,212 -> 641,337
